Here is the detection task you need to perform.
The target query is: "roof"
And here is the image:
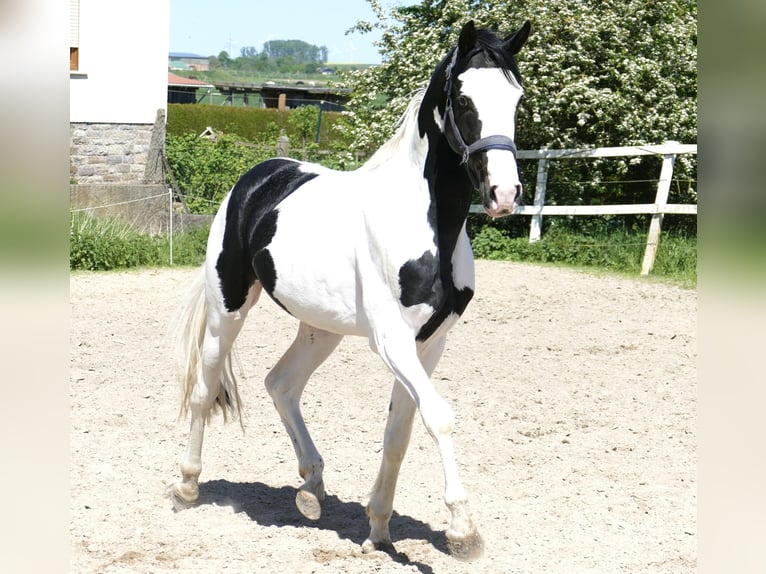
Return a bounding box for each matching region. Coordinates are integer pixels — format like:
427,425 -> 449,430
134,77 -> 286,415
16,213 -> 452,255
167,72 -> 214,88
168,60 -> 191,71
169,52 -> 207,59
214,81 -> 351,96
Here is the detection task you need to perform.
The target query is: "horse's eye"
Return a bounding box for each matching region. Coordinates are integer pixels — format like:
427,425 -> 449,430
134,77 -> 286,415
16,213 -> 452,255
458,96 -> 468,107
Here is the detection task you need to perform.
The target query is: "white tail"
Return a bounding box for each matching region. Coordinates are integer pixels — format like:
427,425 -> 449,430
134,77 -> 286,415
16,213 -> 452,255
174,266 -> 243,425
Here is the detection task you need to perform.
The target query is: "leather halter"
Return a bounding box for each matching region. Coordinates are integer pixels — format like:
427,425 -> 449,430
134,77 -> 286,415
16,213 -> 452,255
443,49 -> 518,166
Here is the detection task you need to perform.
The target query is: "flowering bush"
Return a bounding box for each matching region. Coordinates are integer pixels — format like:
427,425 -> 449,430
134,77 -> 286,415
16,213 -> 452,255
341,0 -> 697,234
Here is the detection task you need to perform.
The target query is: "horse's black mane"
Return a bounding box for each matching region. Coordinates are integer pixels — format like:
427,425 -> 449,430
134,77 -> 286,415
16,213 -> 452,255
472,27 -> 523,86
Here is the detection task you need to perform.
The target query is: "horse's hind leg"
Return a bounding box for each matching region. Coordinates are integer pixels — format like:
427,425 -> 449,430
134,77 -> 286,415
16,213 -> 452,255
265,322 -> 342,520
363,335 -> 445,554
171,276 -> 261,509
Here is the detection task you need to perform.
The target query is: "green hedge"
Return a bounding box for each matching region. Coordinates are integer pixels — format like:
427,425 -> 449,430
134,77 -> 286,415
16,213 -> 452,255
167,104 -> 351,147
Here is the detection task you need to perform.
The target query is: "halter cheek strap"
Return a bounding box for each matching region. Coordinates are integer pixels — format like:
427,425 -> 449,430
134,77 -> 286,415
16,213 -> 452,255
444,49 -> 518,165
445,99 -> 518,165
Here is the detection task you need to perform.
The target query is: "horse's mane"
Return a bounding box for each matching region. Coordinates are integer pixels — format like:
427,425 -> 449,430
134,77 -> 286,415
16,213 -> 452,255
473,27 -> 523,87
357,88 -> 427,172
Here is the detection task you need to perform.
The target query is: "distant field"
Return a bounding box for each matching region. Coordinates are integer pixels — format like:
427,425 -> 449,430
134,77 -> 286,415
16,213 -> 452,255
171,63 -> 372,87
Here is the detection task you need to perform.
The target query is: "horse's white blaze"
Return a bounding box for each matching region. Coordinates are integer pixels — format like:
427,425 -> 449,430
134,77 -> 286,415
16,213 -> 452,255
459,67 -> 524,209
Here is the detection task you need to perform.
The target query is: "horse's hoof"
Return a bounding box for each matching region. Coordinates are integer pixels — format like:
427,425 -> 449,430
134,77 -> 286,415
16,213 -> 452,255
446,530 -> 485,561
295,487 -> 323,520
362,538 -> 396,555
169,482 -> 199,512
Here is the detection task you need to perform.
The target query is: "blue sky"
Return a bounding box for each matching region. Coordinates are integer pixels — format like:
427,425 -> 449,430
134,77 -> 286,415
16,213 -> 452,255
169,0 -> 407,64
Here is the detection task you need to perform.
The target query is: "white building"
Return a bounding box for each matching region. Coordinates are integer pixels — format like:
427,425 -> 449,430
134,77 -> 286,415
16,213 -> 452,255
69,0 -> 170,183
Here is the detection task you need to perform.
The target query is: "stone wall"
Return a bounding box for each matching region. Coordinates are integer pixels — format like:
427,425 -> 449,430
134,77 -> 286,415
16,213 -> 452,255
70,109 -> 166,185
70,123 -> 153,183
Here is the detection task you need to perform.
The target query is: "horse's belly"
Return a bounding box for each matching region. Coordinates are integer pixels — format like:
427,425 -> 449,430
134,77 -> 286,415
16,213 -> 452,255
270,265 -> 367,336
265,217 -> 367,336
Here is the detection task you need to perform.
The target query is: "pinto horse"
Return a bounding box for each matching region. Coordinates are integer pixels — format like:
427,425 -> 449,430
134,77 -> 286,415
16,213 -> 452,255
171,20 -> 531,560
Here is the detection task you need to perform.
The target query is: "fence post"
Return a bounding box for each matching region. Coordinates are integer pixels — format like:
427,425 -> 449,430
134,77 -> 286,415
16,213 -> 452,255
640,143 -> 677,275
529,158 -> 549,242
277,134 -> 290,157
168,185 -> 174,266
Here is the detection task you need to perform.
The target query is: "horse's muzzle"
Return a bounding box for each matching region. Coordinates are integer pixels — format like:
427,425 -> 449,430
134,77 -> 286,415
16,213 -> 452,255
485,183 -> 523,217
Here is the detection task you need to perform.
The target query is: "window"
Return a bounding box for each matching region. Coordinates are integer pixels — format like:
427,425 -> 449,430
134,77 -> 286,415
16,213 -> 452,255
70,0 -> 80,71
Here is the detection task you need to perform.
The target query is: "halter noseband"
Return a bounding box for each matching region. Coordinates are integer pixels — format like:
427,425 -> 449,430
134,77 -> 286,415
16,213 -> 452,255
444,48 -> 518,166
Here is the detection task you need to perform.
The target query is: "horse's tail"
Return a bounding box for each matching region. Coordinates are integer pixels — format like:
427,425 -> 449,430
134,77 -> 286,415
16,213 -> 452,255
174,266 -> 243,427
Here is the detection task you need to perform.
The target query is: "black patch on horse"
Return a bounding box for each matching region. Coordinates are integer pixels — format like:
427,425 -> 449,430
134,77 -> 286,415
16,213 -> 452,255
415,285 -> 474,342
216,159 -> 318,311
253,248 -> 289,312
399,250 -> 443,308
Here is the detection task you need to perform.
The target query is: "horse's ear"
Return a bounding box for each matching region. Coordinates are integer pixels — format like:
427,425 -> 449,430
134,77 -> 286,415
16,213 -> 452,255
458,20 -> 477,55
503,20 -> 531,55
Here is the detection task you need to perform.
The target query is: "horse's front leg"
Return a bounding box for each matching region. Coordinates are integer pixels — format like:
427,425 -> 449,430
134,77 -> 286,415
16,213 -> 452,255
265,322 -> 343,520
371,329 -> 483,561
364,335 -> 447,555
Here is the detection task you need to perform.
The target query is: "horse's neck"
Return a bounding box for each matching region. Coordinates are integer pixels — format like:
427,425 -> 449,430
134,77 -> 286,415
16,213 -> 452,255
360,86 -> 472,272
359,93 -> 430,173
417,87 -> 474,267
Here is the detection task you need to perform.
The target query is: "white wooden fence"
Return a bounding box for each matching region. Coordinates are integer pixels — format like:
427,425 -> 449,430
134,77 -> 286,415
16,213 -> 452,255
469,141 -> 697,275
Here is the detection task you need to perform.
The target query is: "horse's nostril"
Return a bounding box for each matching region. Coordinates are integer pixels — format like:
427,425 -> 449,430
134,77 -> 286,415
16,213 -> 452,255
489,185 -> 498,204
514,184 -> 523,203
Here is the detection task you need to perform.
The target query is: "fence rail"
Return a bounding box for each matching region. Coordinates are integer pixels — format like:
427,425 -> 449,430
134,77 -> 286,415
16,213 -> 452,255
469,141 -> 697,275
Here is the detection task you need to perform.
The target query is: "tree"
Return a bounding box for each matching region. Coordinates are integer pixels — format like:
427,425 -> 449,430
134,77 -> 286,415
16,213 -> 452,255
344,0 -> 696,151
341,0 -> 697,233
239,46 -> 258,59
262,39 -> 324,63
288,105 -> 320,149
211,50 -> 231,70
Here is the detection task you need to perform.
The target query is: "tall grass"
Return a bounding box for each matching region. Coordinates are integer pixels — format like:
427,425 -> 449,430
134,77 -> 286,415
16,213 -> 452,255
69,212 -> 208,271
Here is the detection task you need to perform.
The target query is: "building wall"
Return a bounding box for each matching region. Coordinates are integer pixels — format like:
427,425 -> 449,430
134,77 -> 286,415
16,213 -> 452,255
70,0 -> 169,183
181,57 -> 209,71
70,0 -> 169,124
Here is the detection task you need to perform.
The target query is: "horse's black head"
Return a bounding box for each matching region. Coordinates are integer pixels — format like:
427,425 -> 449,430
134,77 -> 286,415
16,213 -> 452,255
439,20 -> 531,217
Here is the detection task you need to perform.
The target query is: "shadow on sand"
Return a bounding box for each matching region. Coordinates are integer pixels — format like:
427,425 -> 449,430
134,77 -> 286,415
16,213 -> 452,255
191,479 -> 448,573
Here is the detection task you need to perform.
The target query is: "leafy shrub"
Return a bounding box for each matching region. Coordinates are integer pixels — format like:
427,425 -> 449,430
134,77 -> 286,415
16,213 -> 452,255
165,133 -> 271,213
159,223 -> 211,267
342,0 -> 697,236
165,104 -> 363,214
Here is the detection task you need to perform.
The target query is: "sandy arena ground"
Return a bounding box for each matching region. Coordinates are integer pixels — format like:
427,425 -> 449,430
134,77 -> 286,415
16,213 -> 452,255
70,261 -> 696,573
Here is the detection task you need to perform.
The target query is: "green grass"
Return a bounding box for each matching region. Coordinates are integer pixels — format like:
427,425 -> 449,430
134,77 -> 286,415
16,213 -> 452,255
69,213 -> 696,288
470,226 -> 696,288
